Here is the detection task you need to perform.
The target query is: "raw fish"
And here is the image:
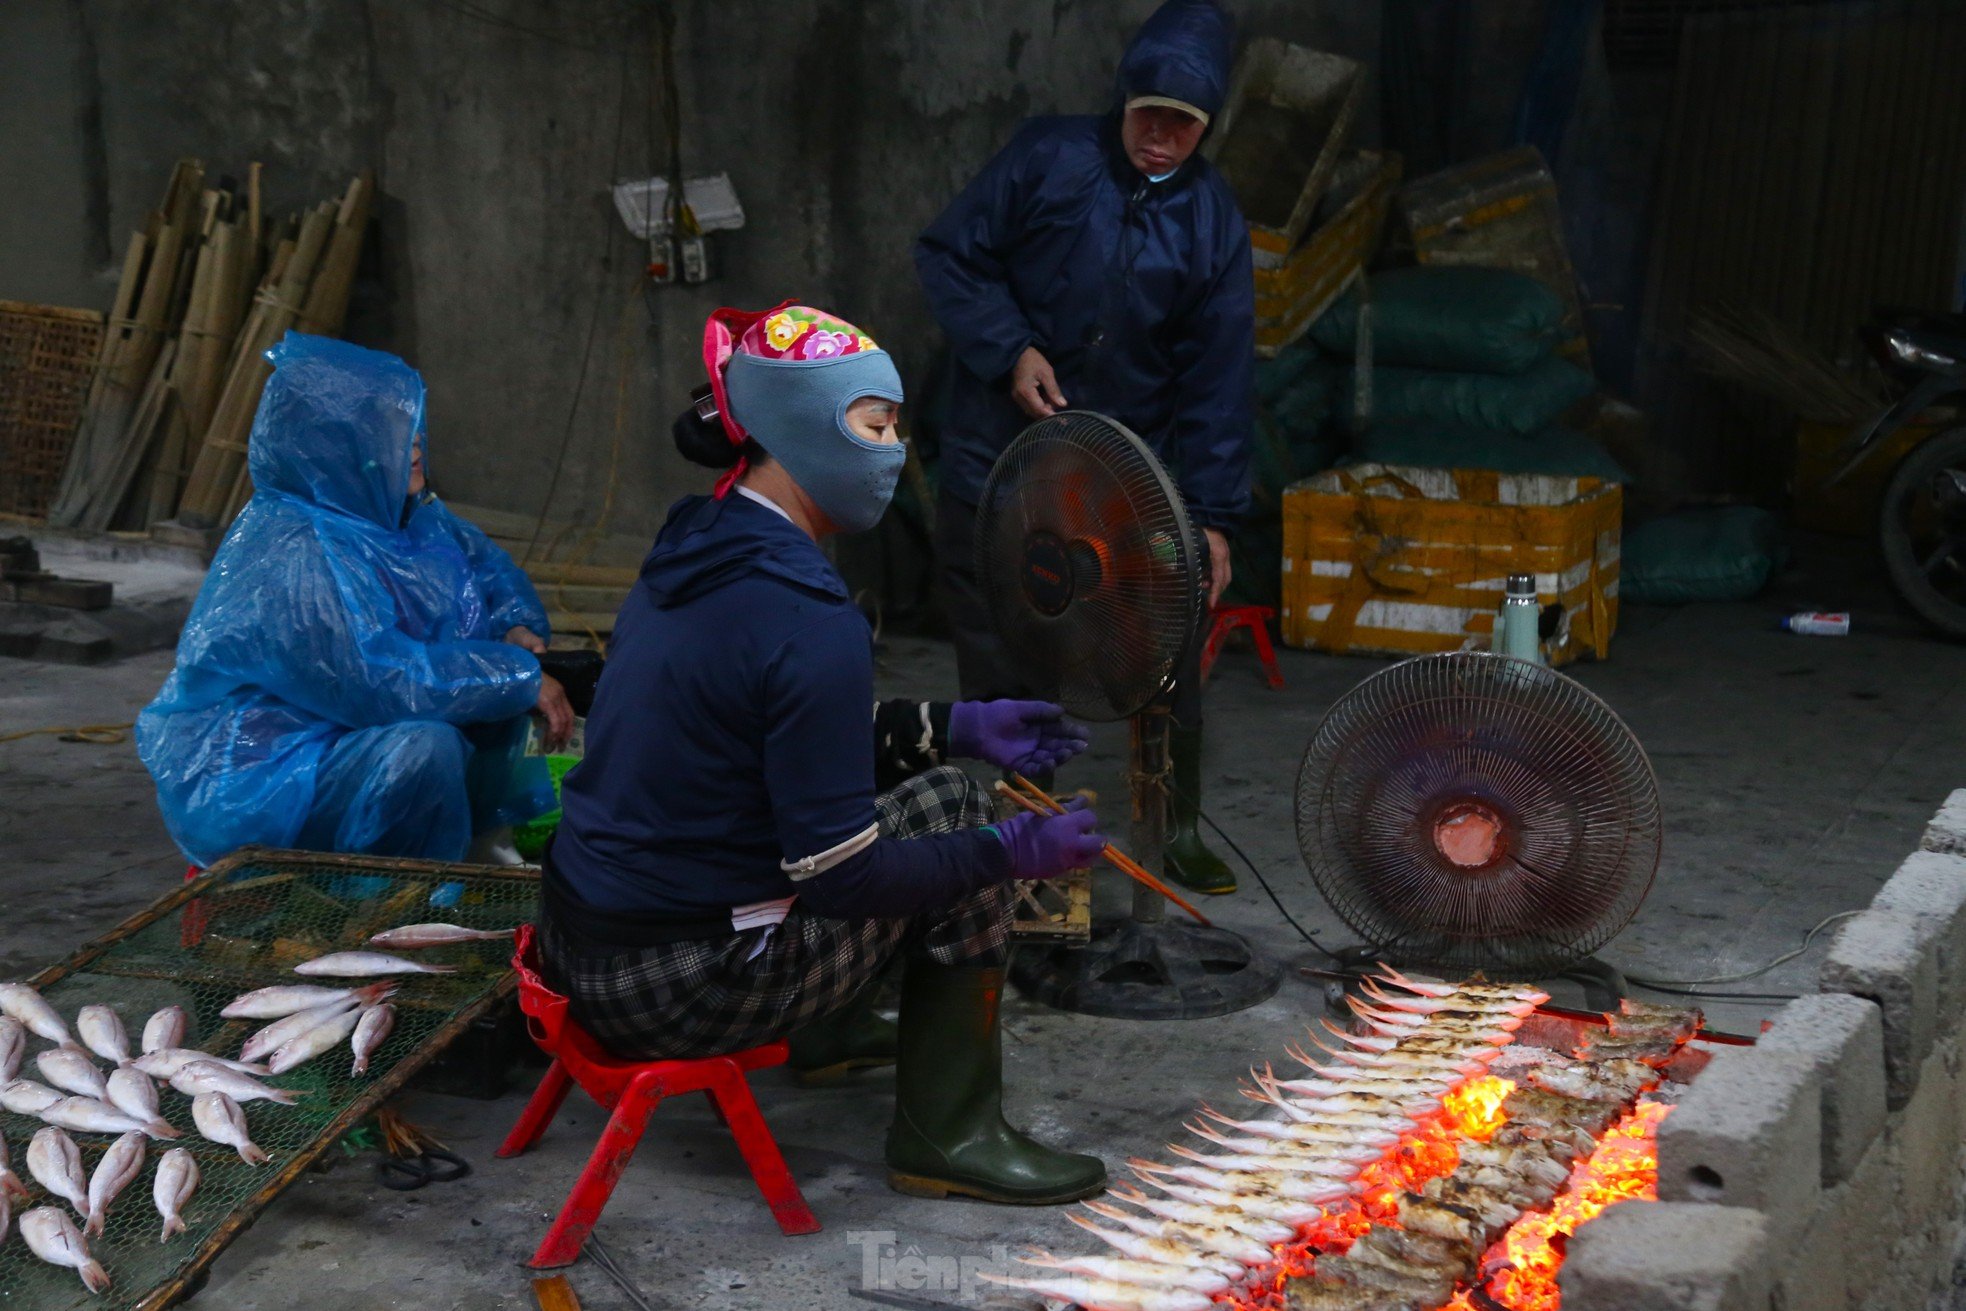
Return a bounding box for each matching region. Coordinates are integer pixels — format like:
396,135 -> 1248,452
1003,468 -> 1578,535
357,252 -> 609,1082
141,1005 -> 188,1054
191,1092 -> 268,1166
0,1016 -> 24,1080
240,998 -> 358,1063
19,1206 -> 110,1294
27,1127 -> 88,1216
39,1096 -> 154,1137
0,984 -> 73,1047
36,1047 -> 108,1101
977,1271 -> 1213,1311
368,923 -> 514,949
267,1007 -> 363,1075
132,1048 -> 270,1079
0,1079 -> 62,1115
350,1003 -> 395,1076
153,1147 -> 199,1241
0,1127 -> 30,1202
75,1006 -> 130,1065
294,951 -> 454,977
1018,1250 -> 1231,1294
221,980 -> 394,1020
168,1060 -> 299,1105
106,1065 -> 178,1140
84,1131 -> 144,1238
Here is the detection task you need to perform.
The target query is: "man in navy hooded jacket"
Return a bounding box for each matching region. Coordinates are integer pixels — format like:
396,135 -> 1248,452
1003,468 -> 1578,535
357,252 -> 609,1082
915,0 -> 1253,894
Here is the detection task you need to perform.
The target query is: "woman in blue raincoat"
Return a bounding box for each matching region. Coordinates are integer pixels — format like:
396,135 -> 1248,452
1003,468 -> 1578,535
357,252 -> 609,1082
137,333 -> 574,868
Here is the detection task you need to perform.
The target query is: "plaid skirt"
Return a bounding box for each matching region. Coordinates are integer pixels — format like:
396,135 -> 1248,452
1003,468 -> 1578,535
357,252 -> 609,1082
538,765 -> 1012,1060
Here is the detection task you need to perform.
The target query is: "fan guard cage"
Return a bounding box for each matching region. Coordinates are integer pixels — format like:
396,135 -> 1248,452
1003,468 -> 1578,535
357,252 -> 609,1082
975,411 -> 1202,722
1296,652 -> 1661,976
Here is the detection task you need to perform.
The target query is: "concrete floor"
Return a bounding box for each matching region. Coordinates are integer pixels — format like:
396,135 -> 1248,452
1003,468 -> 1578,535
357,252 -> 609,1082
4,538 -> 1965,1310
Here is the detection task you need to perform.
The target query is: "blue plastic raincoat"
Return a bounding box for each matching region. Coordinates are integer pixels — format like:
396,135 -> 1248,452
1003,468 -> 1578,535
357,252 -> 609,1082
913,0 -> 1255,531
137,333 -> 552,867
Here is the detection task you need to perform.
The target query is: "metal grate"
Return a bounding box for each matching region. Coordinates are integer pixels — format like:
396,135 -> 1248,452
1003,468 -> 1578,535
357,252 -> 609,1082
0,302 -> 103,519
0,848 -> 535,1311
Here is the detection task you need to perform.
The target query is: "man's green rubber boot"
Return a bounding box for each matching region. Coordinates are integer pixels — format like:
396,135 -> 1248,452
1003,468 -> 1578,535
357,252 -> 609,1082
1163,724 -> 1237,895
785,987 -> 897,1086
885,960 -> 1107,1204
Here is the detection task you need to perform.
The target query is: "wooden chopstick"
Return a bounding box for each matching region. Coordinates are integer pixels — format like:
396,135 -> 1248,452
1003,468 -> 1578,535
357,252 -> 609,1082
994,777 -> 1212,927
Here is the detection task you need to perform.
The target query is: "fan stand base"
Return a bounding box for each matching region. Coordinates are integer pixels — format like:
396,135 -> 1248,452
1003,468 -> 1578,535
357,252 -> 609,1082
1012,917 -> 1283,1020
1299,948 -> 1630,1012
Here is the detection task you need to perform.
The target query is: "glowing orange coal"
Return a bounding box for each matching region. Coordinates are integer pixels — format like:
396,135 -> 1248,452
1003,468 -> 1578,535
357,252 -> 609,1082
1458,1098 -> 1673,1311
1228,1076 -> 1517,1309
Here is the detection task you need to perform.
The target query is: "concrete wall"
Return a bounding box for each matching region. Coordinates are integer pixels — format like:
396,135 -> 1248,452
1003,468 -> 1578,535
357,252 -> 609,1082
1,0 -> 1570,542
1559,790 -> 1966,1311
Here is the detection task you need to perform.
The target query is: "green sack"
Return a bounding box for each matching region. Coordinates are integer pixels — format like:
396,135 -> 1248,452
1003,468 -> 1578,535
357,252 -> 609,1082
1621,506 -> 1789,605
1346,422 -> 1629,483
1341,357 -> 1596,436
1311,266 -> 1568,374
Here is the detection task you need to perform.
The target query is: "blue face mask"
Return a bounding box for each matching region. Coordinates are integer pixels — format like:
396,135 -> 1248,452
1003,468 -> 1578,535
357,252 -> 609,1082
723,350 -> 907,534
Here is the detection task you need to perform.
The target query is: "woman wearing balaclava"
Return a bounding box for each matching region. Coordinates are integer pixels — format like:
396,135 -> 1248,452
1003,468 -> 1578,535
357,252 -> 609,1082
540,303 -> 1110,1205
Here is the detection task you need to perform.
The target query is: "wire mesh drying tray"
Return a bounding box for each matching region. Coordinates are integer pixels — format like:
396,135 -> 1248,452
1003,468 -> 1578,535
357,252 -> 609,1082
0,847 -> 539,1311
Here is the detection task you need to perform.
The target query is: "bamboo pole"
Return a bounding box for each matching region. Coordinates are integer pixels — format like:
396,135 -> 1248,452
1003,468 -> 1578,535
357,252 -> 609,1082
178,203 -> 335,524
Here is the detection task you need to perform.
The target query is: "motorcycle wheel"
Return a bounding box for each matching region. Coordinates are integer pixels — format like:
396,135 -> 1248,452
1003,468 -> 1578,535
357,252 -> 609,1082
1879,424 -> 1966,640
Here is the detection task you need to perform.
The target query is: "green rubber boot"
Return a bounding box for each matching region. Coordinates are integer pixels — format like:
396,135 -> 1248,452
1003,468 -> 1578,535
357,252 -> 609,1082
785,987 -> 897,1086
1163,724 -> 1237,895
885,961 -> 1107,1204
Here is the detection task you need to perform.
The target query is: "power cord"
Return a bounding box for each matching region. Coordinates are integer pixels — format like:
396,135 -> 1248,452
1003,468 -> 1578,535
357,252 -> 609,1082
1179,784 -> 1844,1003
1173,784 -> 1333,959
1619,909 -> 1860,1003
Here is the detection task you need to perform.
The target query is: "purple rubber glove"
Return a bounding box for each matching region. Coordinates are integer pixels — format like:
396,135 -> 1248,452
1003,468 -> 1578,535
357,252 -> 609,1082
948,699 -> 1090,774
987,798 -> 1106,880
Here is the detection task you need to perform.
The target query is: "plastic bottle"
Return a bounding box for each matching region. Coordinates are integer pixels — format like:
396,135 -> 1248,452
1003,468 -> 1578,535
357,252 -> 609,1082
1497,573 -> 1544,663
1780,611 -> 1851,636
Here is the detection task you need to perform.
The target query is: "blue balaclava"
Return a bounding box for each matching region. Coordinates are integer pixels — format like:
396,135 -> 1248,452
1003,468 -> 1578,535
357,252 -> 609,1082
717,305 -> 906,534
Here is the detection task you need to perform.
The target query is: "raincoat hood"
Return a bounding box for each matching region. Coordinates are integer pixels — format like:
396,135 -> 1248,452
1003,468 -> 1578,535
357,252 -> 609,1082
639,493 -> 848,608
1115,0 -> 1235,123
248,332 -> 425,529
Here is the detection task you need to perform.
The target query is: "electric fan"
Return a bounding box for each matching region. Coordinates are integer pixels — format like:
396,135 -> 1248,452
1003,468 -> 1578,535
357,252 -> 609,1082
978,411 -> 1281,1019
1296,651 -> 1662,981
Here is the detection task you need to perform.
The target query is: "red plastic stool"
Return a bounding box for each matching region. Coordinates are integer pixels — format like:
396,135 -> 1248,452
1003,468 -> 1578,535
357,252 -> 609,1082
497,926 -> 820,1268
1200,603 -> 1285,689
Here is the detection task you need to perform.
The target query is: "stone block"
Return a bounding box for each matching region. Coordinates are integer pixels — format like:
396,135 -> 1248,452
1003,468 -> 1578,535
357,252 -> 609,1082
1892,1042 -> 1963,1231
1872,849 -> 1966,1027
1772,1200 -> 1848,1311
1922,788 -> 1966,856
1757,993 -> 1888,1185
1656,1047 -> 1821,1252
1558,1201 -> 1771,1311
1829,1134 -> 1902,1305
1821,908 -> 1940,1109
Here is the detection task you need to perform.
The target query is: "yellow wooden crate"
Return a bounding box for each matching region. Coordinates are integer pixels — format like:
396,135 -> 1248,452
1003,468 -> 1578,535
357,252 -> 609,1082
1280,463 -> 1621,665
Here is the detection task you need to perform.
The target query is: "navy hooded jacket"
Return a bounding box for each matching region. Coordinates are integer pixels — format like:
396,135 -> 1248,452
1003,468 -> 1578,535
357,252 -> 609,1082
914,0 -> 1255,531
549,492 -> 1012,926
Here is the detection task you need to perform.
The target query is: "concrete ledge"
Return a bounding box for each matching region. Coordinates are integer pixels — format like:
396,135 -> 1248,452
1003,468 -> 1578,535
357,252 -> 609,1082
1757,993 -> 1887,1185
1655,1047 -> 1821,1251
1924,788 -> 1966,856
1559,1201 -> 1770,1311
1872,850 -> 1966,1022
1820,908 -> 1940,1109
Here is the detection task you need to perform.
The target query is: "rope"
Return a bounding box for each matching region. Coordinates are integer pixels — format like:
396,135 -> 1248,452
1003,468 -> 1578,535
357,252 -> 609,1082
0,722 -> 132,746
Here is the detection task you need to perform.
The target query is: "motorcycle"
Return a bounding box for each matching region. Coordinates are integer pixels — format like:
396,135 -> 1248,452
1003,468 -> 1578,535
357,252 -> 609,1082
1834,312 -> 1966,637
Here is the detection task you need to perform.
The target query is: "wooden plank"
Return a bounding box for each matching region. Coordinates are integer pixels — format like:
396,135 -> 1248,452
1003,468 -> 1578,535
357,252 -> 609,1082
532,1276 -> 582,1311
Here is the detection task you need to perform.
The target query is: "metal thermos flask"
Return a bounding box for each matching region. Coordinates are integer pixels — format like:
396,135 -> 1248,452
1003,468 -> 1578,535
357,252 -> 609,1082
1498,573 -> 1543,663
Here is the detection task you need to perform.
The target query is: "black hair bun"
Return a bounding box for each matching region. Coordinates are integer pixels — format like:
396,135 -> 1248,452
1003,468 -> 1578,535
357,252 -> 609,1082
672,405 -> 740,469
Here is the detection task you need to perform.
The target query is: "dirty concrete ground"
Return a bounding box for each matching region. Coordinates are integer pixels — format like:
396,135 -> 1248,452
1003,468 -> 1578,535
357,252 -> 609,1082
4,539 -> 1965,1310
